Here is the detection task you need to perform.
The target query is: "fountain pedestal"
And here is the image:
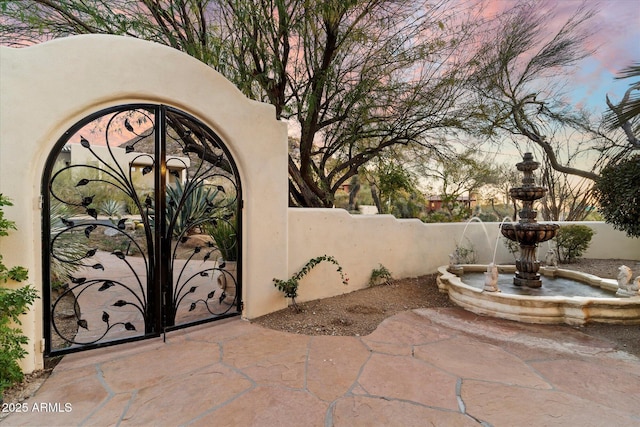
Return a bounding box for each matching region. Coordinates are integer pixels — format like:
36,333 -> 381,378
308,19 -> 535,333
500,153 -> 559,288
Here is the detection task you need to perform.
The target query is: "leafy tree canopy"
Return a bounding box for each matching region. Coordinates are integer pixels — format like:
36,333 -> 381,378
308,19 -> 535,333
594,155 -> 640,238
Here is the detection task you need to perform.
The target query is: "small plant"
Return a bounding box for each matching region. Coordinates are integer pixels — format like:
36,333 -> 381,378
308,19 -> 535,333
554,224 -> 595,263
0,194 -> 39,398
369,264 -> 392,286
0,285 -> 38,397
453,240 -> 477,264
205,216 -> 237,261
273,255 -> 348,312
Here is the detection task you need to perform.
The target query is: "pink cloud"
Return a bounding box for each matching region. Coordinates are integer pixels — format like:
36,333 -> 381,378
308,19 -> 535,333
479,0 -> 639,69
473,0 -> 639,111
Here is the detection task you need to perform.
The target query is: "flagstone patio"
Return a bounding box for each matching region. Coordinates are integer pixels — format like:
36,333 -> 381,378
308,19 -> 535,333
4,307 -> 639,426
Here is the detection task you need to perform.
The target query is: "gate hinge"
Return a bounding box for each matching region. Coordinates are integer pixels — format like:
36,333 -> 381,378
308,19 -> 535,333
240,301 -> 244,311
38,194 -> 43,210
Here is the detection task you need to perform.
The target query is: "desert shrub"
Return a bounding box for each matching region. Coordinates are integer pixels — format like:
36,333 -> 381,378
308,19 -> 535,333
204,216 -> 237,261
0,285 -> 38,396
49,200 -> 88,287
452,241 -> 477,264
99,199 -> 124,218
273,255 -> 348,312
554,224 -> 595,263
594,155 -> 640,238
476,211 -> 499,222
166,180 -> 225,238
369,264 -> 392,286
421,211 -> 451,223
0,194 -> 39,397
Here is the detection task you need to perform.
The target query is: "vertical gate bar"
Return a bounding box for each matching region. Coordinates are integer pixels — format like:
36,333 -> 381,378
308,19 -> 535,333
42,188 -> 52,354
146,105 -> 161,334
144,107 -> 155,334
236,198 -> 243,314
156,106 -> 173,328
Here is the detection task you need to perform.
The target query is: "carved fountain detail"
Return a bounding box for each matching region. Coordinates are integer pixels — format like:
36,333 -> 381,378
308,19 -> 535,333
500,153 -> 559,288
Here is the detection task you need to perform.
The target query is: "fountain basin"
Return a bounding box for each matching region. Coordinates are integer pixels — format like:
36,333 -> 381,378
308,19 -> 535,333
500,223 -> 560,245
437,265 -> 640,325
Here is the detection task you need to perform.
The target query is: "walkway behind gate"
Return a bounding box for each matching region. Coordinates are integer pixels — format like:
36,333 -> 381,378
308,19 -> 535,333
4,308 -> 640,426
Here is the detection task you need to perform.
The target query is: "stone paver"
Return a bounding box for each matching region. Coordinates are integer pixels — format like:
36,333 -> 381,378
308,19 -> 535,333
306,336 -> 370,401
222,328 -> 310,389
330,396 -> 476,426
120,364 -> 252,425
4,308 -> 640,426
461,380 -> 638,427
101,339 -> 221,393
530,359 -> 640,414
414,337 -> 551,388
190,386 -> 328,427
357,353 -> 459,410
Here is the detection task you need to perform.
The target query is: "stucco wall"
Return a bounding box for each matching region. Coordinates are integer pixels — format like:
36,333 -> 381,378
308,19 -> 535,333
0,35 -> 288,373
284,210 -> 640,306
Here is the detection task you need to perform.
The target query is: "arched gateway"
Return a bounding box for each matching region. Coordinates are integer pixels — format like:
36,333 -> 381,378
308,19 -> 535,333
43,105 -> 242,354
0,35 -> 289,370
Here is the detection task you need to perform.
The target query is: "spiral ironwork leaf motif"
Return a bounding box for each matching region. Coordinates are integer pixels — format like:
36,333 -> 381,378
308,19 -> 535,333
46,105 -> 241,354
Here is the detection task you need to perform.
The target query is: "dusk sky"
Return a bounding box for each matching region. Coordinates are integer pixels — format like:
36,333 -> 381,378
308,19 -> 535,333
484,0 -> 640,115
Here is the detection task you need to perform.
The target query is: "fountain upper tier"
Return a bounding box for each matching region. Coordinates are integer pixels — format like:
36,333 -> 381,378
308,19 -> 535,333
509,186 -> 547,202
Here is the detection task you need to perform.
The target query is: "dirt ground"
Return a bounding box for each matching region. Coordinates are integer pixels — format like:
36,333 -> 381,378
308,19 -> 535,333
254,259 -> 640,357
2,258 -> 639,410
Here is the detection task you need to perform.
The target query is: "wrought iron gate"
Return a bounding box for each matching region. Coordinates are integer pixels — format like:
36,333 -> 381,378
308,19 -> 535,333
43,105 -> 242,355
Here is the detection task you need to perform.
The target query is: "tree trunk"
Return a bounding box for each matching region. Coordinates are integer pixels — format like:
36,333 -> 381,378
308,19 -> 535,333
370,185 -> 382,214
348,176 -> 360,211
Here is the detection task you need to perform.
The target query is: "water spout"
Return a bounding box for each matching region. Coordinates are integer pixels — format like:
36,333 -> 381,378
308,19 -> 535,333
459,216 -> 493,264
493,216 -> 516,265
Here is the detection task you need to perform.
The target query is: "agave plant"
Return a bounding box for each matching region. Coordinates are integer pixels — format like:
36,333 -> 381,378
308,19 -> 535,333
99,199 -> 124,218
166,179 -> 224,239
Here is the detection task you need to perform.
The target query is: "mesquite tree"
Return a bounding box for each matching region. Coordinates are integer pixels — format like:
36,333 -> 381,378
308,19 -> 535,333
467,2 -> 607,180
467,1 -> 639,235
1,0 -> 480,207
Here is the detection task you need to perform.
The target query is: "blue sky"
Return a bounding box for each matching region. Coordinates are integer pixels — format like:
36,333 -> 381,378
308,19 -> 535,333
572,0 -> 639,113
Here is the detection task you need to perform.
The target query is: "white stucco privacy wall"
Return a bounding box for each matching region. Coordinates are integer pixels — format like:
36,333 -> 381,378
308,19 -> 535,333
0,35 -> 289,373
286,211 -> 640,305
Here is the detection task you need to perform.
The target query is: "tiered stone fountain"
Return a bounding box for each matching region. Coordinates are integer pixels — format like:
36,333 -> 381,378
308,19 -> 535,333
436,152 -> 640,325
500,153 -> 559,288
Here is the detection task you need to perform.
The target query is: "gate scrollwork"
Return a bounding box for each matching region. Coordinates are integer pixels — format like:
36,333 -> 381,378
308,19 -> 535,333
44,105 -> 241,355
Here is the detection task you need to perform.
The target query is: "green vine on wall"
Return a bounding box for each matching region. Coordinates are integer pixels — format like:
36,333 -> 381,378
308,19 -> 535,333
273,255 -> 348,312
0,194 -> 39,399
